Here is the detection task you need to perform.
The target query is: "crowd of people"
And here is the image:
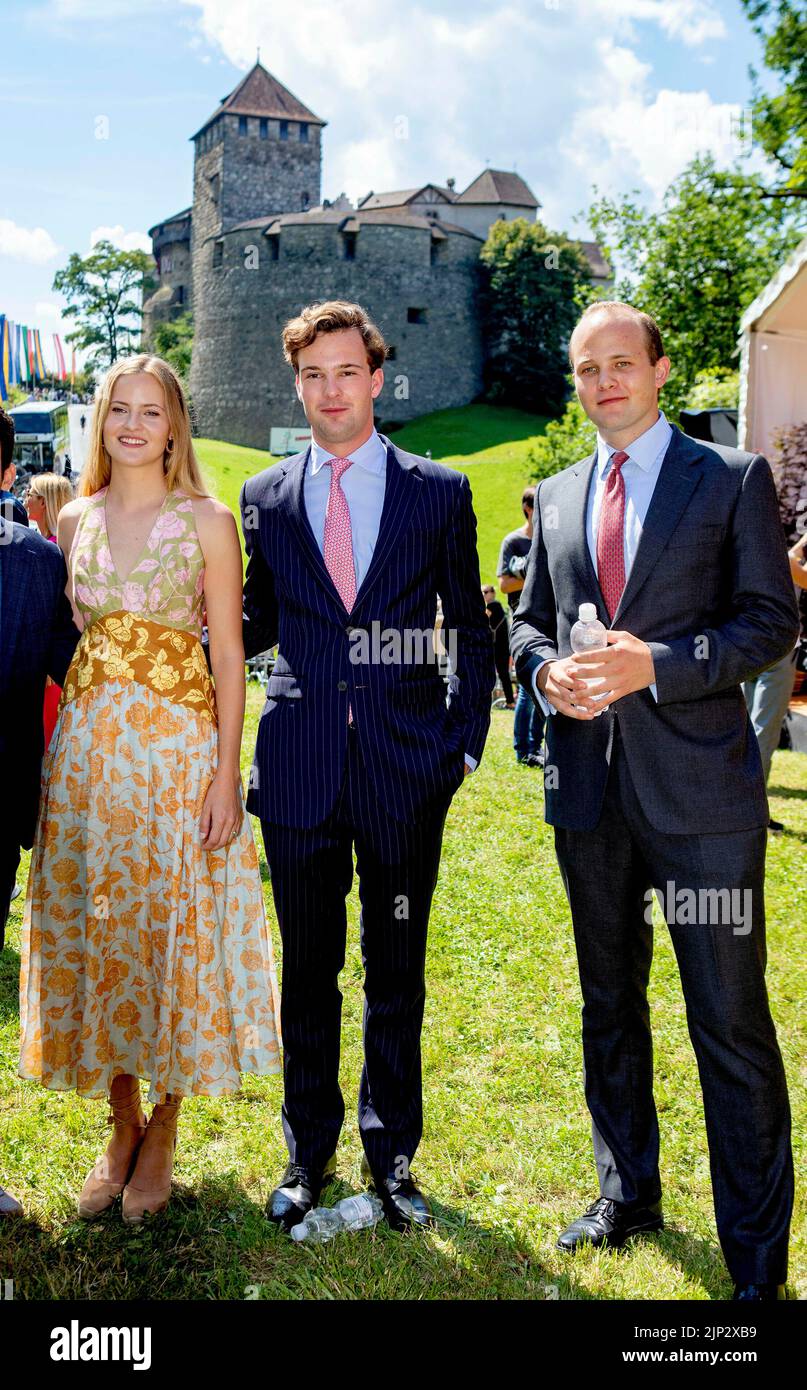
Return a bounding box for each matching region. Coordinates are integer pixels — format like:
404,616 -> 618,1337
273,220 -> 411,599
0,295 -> 803,1300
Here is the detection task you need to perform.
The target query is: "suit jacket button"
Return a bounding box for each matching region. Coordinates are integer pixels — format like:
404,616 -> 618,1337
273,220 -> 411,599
337,680 -> 348,692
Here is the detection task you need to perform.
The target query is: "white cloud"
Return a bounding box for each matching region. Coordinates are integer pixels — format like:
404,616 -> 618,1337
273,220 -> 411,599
564,38 -> 750,203
0,218 -> 61,264
587,0 -> 726,46
90,225 -> 152,253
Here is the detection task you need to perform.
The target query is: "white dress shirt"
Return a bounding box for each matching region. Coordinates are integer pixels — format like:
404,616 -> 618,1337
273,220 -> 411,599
534,410 -> 672,714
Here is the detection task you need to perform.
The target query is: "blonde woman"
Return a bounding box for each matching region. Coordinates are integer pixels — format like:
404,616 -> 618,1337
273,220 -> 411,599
19,355 -> 281,1223
25,472 -> 74,543
25,473 -> 75,748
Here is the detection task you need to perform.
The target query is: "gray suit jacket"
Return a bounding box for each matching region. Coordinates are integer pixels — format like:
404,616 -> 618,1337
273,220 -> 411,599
510,425 -> 799,833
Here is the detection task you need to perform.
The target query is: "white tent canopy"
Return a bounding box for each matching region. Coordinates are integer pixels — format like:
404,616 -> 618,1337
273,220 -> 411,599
738,235 -> 807,458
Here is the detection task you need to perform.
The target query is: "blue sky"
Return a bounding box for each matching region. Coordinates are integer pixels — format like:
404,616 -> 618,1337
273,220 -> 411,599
1,0 -> 767,371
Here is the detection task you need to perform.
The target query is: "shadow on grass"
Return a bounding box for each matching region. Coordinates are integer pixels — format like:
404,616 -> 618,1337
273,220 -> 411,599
2,1170 -> 567,1301
767,784 -> 807,801
2,1168 -> 748,1302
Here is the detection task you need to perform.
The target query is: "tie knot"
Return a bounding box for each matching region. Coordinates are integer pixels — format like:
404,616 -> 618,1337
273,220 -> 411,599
610,450 -> 629,472
328,456 -> 353,482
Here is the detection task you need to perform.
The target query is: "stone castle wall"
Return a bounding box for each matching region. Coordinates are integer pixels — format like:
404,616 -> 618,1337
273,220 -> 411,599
189,219 -> 485,449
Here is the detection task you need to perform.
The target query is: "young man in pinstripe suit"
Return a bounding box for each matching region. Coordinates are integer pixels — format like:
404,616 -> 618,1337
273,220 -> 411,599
240,302 -> 495,1232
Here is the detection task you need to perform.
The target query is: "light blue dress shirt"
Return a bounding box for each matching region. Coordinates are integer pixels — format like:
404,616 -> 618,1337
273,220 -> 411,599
534,410 -> 672,713
304,428 -> 387,589
303,428 -> 477,771
587,410 -> 672,578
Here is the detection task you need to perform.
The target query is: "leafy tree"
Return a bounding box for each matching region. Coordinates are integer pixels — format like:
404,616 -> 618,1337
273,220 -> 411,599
480,218 -> 594,415
52,240 -> 153,370
151,313 -> 194,387
588,155 -> 801,418
529,397 -> 596,480
741,0 -> 807,195
685,367 -> 740,410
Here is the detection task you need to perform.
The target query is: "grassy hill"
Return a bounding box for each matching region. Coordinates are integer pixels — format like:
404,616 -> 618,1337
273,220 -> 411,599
194,403 -> 549,585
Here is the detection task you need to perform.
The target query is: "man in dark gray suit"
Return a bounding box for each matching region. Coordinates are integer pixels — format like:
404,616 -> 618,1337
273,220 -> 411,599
511,302 -> 797,1301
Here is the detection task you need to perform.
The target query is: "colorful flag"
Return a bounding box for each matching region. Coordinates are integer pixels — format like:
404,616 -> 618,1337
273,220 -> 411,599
53,334 -> 67,380
33,329 -> 45,381
0,316 -> 8,400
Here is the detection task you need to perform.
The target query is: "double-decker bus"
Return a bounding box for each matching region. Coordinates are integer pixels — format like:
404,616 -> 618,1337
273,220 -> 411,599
9,402 -> 70,483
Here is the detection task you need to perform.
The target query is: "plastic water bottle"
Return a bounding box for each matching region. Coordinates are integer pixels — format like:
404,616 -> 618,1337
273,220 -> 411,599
569,603 -> 610,714
290,1206 -> 344,1243
290,1193 -> 384,1243
337,1193 -> 384,1231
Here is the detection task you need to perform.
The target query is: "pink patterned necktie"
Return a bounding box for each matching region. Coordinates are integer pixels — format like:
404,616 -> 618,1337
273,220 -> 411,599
596,450 -> 629,620
323,456 -> 357,610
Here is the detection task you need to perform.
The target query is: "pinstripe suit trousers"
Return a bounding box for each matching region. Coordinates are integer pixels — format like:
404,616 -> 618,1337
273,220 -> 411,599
262,726 -> 451,1176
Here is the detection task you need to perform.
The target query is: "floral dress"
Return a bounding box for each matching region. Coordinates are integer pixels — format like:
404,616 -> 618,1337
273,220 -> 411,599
19,486 -> 281,1101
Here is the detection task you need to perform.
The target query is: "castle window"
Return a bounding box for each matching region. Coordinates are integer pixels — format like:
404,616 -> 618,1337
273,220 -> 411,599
260,118 -> 268,139
300,123 -> 309,143
238,115 -> 248,135
176,285 -> 185,305
342,232 -> 357,261
212,239 -> 223,269
279,120 -> 289,141
161,252 -> 173,273
407,307 -> 427,324
386,345 -> 397,361
208,172 -> 220,204
268,235 -> 280,261
301,191 -> 310,210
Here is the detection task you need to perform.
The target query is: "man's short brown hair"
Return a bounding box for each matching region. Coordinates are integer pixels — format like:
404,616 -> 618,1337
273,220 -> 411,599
522,485 -> 536,509
569,301 -> 664,368
282,300 -> 388,373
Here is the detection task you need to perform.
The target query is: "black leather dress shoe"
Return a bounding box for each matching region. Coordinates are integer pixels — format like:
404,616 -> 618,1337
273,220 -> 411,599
371,1173 -> 435,1232
733,1283 -> 786,1300
266,1158 -> 335,1233
557,1196 -> 663,1252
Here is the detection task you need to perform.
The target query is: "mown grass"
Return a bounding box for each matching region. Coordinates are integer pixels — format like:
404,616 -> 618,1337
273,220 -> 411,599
1,700 -> 803,1301
194,402 -> 547,589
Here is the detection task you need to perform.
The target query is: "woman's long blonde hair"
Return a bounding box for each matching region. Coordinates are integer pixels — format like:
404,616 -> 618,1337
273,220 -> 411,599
79,354 -> 210,499
28,473 -> 74,538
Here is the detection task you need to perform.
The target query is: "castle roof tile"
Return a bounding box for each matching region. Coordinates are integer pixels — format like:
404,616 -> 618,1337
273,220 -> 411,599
191,61 -> 326,139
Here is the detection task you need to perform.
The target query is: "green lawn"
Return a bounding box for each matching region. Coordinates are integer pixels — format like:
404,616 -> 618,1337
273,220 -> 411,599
194,402 -> 548,587
1,700 -> 804,1301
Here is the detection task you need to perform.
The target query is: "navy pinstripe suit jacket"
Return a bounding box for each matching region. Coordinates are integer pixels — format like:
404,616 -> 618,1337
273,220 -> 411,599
240,435 -> 495,828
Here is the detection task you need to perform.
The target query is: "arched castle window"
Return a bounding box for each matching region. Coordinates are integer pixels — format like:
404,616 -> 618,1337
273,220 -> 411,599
238,116 -> 248,135
212,239 -> 224,269
260,118 -> 268,139
279,121 -> 289,141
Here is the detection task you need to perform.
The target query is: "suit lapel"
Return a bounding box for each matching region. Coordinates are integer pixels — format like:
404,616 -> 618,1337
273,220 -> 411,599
274,448 -> 347,613
275,438 -> 423,616
612,426 -> 704,625
353,438 -> 423,609
564,451 -> 609,620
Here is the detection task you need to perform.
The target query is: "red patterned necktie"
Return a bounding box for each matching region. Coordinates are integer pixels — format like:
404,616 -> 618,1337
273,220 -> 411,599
323,456 -> 357,610
596,450 -> 629,620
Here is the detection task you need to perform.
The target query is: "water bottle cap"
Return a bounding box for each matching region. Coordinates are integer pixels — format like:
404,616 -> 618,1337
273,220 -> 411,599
579,603 -> 598,623
290,1223 -> 307,1241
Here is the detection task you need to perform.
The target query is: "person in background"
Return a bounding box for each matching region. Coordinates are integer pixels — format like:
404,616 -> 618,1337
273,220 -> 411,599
742,532 -> 807,835
483,584 -> 514,706
498,486 -> 544,765
25,473 -> 75,749
0,409 -> 28,528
